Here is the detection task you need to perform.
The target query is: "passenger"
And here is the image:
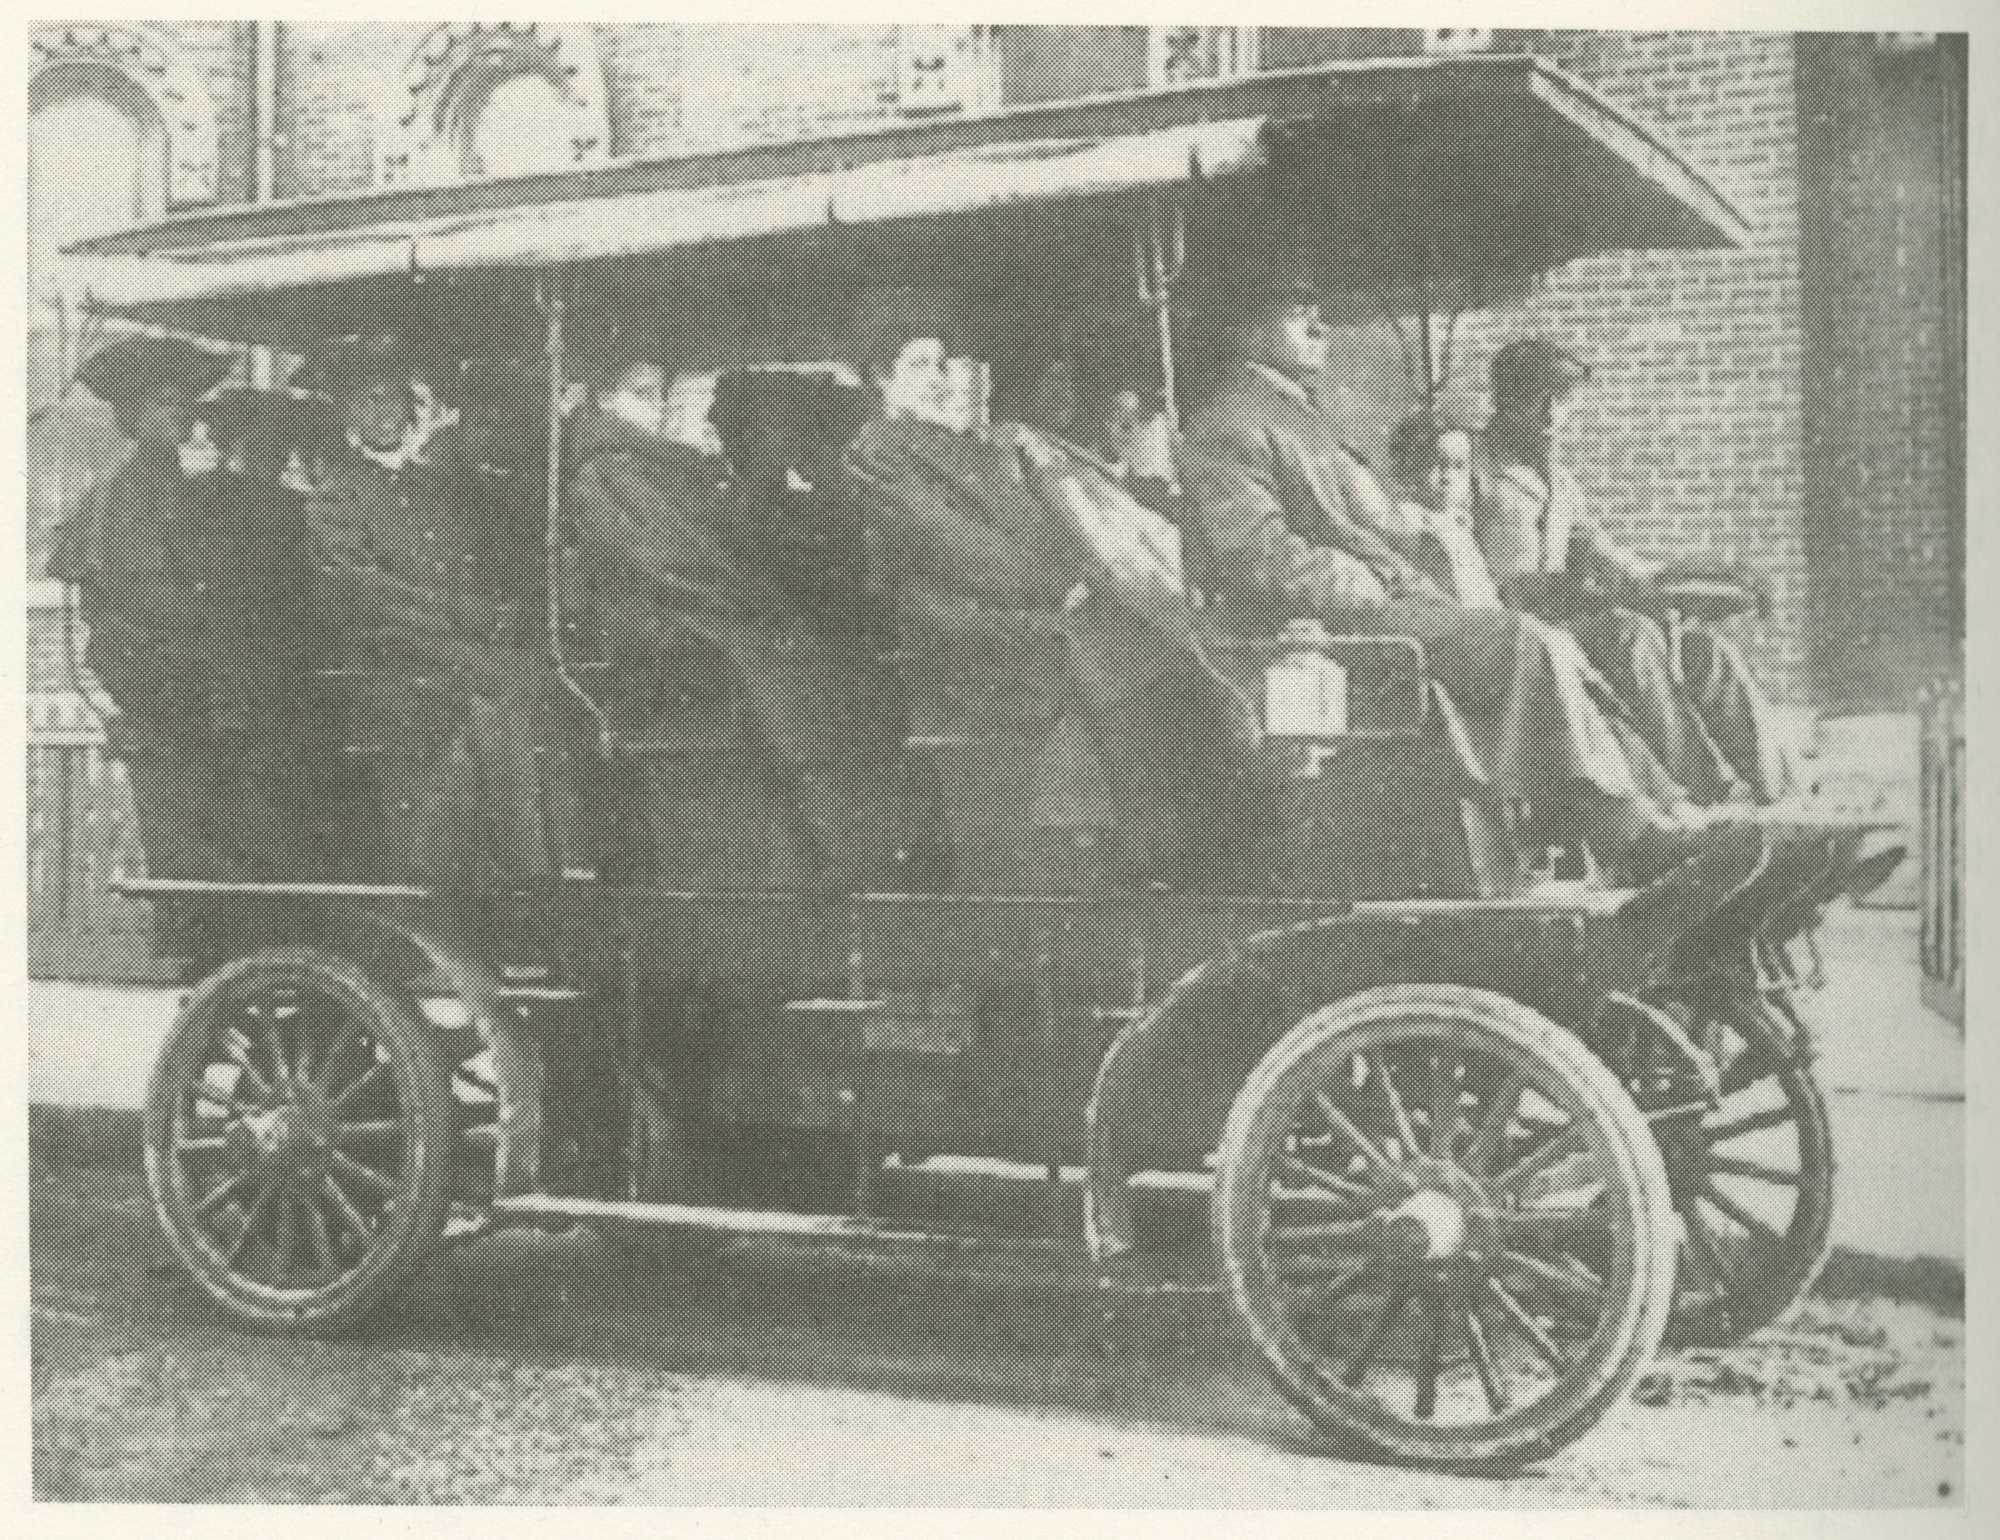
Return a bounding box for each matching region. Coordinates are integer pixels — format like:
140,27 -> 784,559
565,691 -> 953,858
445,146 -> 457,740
707,366 -> 878,637
299,333 -> 567,889
194,387 -> 353,877
46,337 -> 322,883
1386,406 -> 1719,814
564,346 -> 723,679
843,300 -> 1277,889
431,358 -> 549,479
1476,337 -> 1790,801
429,358 -> 551,634
1177,278 -> 1724,880
1015,357 -> 1081,441
843,314 -> 1118,621
1075,373 -> 1181,514
1384,411 -> 1504,609
708,366 -> 932,886
564,345 -> 880,888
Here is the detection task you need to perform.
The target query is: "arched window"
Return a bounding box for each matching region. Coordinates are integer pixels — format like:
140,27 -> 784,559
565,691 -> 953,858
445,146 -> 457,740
28,28 -> 219,590
29,68 -> 166,283
28,64 -> 174,587
463,70 -> 577,179
379,24 -> 609,186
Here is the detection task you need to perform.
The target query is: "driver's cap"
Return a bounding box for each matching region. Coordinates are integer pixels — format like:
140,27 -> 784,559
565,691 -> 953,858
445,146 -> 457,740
1490,337 -> 1591,404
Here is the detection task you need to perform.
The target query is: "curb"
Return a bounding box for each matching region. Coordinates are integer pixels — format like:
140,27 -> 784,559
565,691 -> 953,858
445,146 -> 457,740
32,1102 -> 1966,1318
31,1103 -> 145,1170
1814,1246 -> 1964,1315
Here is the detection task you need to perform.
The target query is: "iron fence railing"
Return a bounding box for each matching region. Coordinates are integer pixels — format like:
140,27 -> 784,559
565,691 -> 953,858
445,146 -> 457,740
1919,676 -> 1964,1025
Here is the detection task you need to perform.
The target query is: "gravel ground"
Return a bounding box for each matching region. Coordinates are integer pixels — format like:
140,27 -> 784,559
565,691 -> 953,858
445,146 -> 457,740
32,1159 -> 1963,1507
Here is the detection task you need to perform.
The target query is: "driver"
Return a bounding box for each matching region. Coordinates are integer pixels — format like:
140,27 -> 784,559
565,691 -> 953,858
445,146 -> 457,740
1476,337 -> 1791,802
1178,278 -> 1725,881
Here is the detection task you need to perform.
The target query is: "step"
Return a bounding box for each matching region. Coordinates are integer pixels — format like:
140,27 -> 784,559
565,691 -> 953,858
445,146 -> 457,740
487,1192 -> 1222,1295
491,1192 -> 943,1243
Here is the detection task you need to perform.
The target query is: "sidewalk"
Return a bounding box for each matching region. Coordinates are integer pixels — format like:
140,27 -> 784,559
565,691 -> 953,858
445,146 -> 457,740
27,905 -> 1963,1271
1799,907 -> 1963,1274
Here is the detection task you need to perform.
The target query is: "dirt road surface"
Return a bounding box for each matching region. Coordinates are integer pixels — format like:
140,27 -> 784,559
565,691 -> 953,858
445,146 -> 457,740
32,1159 -> 1962,1507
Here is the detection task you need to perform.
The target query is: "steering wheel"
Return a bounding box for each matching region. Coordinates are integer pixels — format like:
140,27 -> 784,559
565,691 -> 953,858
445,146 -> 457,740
1650,577 -> 1762,626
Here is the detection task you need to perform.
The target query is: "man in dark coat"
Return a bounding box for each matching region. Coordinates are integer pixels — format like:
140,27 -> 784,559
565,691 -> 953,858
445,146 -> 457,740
1476,337 -> 1792,802
47,335 -> 323,883
301,333 -> 567,889
1178,281 -> 1716,876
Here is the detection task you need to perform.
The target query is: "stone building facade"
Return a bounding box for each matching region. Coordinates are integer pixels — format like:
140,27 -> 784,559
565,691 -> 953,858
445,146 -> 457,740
25,23 -> 1965,973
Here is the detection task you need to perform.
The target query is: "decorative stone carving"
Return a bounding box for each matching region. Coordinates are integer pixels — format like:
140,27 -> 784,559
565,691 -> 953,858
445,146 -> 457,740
1422,29 -> 1496,57
1149,26 -> 1261,87
896,26 -> 997,116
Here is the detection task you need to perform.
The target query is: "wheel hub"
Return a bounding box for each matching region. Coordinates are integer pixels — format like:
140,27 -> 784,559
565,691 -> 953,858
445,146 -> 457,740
224,1097 -> 332,1175
1366,1158 -> 1502,1265
1384,1188 -> 1466,1259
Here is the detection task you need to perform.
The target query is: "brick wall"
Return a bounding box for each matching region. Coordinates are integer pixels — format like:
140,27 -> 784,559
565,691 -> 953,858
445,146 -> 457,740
1453,31 -> 1811,701
169,21 -> 256,205
274,23 -> 411,198
678,24 -> 903,151
599,23 -> 685,159
1796,33 -> 1964,711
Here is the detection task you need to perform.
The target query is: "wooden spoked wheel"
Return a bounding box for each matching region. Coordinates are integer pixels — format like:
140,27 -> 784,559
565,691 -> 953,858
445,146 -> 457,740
1214,985 -> 1677,1470
143,948 -> 456,1333
1654,998 -> 1835,1348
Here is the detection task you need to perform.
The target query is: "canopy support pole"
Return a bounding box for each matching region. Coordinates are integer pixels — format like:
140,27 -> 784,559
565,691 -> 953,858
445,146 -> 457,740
541,270 -> 611,755
1416,247 -> 1438,412
1137,202 -> 1187,435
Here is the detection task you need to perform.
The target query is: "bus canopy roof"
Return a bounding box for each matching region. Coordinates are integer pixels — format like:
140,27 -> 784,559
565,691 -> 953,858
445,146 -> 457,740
59,54 -> 1748,358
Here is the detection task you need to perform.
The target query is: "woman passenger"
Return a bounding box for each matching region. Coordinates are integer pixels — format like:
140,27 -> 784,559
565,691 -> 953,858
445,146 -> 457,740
1384,410 -> 1504,610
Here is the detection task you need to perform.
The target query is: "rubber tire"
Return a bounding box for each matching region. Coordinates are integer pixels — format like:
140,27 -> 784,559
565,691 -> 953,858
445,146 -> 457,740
1667,997 -> 1836,1350
1212,983 -> 1679,1470
143,947 -> 457,1335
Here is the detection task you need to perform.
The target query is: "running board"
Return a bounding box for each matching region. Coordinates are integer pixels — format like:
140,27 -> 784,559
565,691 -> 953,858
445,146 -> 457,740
491,1193 -> 947,1244
488,1194 -> 1220,1294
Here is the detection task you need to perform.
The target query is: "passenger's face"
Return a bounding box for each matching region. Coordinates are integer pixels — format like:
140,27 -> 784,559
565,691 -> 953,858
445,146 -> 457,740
1256,301 -> 1330,380
1104,388 -> 1148,442
1427,430 -> 1474,518
1099,388 -> 1159,466
1514,386 -> 1580,438
344,376 -> 416,453
123,388 -> 201,451
879,337 -> 951,425
602,361 -> 668,437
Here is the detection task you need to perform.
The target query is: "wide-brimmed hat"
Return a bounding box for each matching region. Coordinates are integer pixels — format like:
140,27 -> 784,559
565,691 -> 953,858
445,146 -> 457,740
292,332 -> 433,396
709,366 -> 873,467
849,285 -> 964,377
197,386 -> 339,446
75,335 -> 233,407
1184,265 -> 1327,324
1239,273 -> 1327,317
453,357 -> 547,408
1490,337 -> 1591,403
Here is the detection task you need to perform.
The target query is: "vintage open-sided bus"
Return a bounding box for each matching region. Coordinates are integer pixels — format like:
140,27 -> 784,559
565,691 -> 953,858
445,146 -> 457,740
56,54 -> 1893,1468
